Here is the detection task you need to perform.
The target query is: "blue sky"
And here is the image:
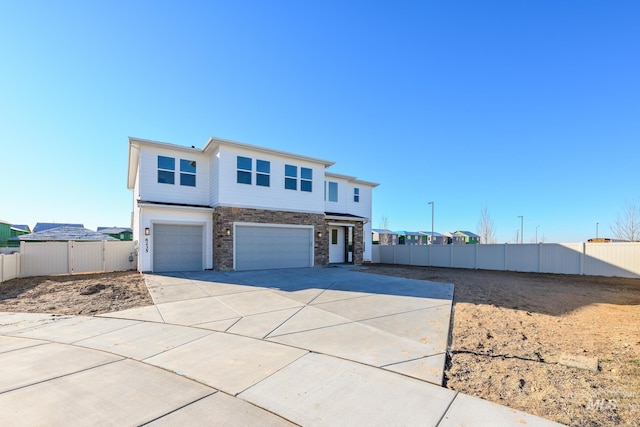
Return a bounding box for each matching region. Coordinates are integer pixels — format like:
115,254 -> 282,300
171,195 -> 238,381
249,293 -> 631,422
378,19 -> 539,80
1,1 -> 638,243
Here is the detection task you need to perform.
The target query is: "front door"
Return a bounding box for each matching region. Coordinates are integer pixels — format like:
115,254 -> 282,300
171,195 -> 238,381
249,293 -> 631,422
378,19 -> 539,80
329,227 -> 345,263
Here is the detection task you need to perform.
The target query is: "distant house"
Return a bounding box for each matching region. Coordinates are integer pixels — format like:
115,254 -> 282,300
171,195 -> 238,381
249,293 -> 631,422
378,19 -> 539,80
97,227 -> 133,241
9,225 -> 31,247
396,231 -> 424,245
9,226 -> 118,242
0,220 -> 10,247
442,232 -> 466,245
372,229 -> 398,245
453,230 -> 481,244
33,223 -> 84,233
418,231 -> 447,245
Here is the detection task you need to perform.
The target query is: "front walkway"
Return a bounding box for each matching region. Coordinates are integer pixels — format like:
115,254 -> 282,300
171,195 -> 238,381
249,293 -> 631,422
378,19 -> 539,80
0,267 -> 562,426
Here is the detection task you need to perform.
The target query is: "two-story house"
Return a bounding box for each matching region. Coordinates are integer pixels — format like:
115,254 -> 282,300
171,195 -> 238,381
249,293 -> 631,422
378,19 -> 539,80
127,136 -> 378,272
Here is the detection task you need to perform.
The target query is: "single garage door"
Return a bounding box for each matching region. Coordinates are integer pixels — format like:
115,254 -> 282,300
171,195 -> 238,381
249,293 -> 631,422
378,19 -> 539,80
153,224 -> 203,272
235,225 -> 312,271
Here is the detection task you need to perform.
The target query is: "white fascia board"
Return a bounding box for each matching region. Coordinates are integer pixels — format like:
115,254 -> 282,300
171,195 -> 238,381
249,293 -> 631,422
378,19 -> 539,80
137,201 -> 214,212
203,136 -> 335,168
127,142 -> 140,190
324,171 -> 379,188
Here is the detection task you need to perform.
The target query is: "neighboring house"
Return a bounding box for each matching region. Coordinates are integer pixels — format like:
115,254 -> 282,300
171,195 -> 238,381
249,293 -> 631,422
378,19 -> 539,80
396,231 -> 424,245
9,224 -> 31,247
0,220 -> 10,247
418,231 -> 447,245
9,226 -> 118,242
127,136 -> 378,272
33,222 -> 84,233
442,232 -> 466,245
97,227 -> 133,241
371,229 -> 398,245
453,230 -> 481,244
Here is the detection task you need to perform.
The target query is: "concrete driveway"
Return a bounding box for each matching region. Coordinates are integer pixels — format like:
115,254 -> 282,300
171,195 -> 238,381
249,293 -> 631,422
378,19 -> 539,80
0,267 -> 562,426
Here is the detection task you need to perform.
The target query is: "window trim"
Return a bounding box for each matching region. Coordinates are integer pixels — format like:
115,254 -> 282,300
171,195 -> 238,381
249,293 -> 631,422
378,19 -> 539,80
237,156 -> 252,185
179,159 -> 196,187
354,187 -> 360,203
285,164 -> 297,190
256,159 -> 270,187
157,155 -> 175,185
301,167 -> 312,192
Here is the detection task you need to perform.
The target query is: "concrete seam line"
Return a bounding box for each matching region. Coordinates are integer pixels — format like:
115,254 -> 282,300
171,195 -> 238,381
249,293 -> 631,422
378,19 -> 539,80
137,391 -> 218,426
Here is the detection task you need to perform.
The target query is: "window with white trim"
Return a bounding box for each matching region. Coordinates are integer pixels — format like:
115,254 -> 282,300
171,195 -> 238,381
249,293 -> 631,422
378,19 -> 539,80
327,181 -> 338,202
237,156 -> 252,185
180,159 -> 196,187
301,167 -> 312,192
354,187 -> 360,202
285,164 -> 297,190
157,156 -> 175,184
256,159 -> 270,187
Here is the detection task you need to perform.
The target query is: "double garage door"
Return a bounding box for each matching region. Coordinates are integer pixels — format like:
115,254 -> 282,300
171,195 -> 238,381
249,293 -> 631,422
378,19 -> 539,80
235,225 -> 312,271
153,224 -> 203,272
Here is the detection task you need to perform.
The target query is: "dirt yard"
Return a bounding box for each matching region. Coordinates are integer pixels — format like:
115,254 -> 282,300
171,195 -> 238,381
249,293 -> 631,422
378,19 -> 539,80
363,264 -> 640,427
0,271 -> 152,315
1,267 -> 639,425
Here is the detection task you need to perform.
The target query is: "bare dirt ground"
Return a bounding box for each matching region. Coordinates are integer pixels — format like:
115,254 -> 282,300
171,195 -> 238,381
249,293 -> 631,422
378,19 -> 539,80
0,271 -> 152,315
363,264 -> 640,427
1,267 -> 639,425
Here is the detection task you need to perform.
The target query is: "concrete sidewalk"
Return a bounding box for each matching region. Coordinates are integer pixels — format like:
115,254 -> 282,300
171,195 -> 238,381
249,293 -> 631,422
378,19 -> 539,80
0,267 -> 563,426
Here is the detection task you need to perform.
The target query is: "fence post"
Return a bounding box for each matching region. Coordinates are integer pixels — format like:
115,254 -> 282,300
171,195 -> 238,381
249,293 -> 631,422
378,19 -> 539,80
538,243 -> 543,273
450,244 -> 454,268
580,242 -> 586,275
19,241 -> 25,278
0,254 -> 4,283
475,244 -> 479,269
428,245 -> 432,266
102,241 -> 107,272
504,243 -> 508,271
68,241 -> 73,275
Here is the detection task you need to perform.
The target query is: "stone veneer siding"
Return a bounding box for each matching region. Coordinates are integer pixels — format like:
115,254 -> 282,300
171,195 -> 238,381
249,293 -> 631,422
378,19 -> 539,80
212,206 -> 328,271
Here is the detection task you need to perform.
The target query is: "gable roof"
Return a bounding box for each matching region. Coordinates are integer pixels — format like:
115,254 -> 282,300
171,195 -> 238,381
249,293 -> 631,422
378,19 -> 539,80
454,230 -> 480,238
97,227 -> 133,234
418,231 -> 444,237
33,223 -> 84,233
11,226 -> 118,241
11,225 -> 31,232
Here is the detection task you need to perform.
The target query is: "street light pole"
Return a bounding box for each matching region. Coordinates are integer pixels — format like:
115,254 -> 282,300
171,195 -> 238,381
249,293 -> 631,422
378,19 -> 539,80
518,216 -> 524,244
596,222 -> 599,239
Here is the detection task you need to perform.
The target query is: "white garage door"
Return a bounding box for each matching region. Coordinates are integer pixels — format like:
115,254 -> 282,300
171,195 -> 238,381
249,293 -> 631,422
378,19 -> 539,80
235,225 -> 312,271
153,224 -> 203,272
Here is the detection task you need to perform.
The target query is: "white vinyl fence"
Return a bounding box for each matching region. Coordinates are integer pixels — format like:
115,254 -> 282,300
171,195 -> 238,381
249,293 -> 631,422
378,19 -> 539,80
372,242 -> 640,278
0,241 -> 137,283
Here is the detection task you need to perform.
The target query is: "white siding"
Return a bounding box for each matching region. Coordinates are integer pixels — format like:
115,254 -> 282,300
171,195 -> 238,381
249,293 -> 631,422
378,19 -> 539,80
138,146 -> 210,206
209,146 -> 220,206
217,145 -> 325,213
324,176 -> 350,213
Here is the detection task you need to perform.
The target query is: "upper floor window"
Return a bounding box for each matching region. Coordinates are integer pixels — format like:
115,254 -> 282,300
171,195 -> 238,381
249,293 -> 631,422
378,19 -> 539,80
327,181 -> 338,202
157,156 -> 175,185
354,187 -> 360,202
237,156 -> 252,185
256,160 -> 270,187
180,159 -> 196,187
301,167 -> 312,192
285,164 -> 297,190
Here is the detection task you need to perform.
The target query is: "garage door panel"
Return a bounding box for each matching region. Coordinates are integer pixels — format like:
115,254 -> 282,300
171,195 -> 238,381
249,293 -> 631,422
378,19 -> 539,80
236,226 -> 312,271
154,224 -> 203,272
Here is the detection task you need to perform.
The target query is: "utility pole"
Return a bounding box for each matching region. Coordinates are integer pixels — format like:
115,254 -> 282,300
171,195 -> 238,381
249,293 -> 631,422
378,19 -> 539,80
428,201 -> 434,244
